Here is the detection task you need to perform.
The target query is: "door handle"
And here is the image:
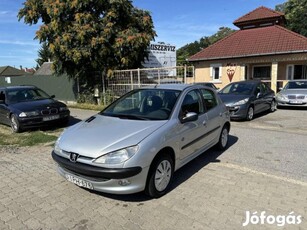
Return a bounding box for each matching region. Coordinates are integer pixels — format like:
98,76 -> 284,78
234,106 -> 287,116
202,120 -> 207,126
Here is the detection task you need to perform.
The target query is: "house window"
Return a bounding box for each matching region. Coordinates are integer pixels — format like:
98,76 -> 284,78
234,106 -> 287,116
287,65 -> 307,79
210,64 -> 222,81
253,66 -> 271,79
287,65 -> 294,80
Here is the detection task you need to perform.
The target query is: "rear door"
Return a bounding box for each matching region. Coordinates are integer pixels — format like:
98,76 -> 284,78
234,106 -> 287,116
199,88 -> 223,144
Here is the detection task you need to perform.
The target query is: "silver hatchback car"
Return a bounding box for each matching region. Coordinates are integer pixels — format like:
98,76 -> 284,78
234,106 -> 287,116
52,84 -> 230,198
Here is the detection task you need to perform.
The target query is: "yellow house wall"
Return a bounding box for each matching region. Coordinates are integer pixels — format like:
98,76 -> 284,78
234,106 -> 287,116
191,53 -> 307,90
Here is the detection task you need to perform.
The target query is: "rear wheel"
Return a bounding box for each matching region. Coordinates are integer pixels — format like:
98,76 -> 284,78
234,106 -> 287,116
269,100 -> 276,112
10,114 -> 21,133
246,106 -> 254,121
145,154 -> 174,198
216,125 -> 229,150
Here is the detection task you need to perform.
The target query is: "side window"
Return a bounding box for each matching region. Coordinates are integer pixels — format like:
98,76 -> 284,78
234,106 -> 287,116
261,83 -> 270,93
200,89 -> 218,111
255,85 -> 261,95
0,90 -> 5,101
181,90 -> 203,116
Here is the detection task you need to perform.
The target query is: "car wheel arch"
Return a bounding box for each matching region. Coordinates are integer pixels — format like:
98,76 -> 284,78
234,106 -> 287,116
148,147 -> 176,172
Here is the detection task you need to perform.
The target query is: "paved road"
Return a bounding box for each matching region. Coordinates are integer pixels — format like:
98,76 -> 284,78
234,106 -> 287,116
0,108 -> 306,229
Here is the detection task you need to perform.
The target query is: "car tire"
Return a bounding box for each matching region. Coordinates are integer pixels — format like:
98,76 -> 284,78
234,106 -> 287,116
246,106 -> 254,121
269,100 -> 276,112
216,125 -> 229,151
10,114 -> 22,133
145,154 -> 174,198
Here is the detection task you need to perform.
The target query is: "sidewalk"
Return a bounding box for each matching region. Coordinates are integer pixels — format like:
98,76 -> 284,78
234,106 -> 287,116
0,145 -> 306,229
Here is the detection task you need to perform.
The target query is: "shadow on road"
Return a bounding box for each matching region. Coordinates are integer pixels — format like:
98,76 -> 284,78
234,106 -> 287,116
89,134 -> 238,202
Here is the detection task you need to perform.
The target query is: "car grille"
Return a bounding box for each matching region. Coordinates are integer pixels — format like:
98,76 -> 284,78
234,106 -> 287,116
41,108 -> 58,115
287,95 -> 305,100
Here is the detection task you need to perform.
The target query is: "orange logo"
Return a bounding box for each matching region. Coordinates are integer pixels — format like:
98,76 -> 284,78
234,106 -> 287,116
227,63 -> 237,82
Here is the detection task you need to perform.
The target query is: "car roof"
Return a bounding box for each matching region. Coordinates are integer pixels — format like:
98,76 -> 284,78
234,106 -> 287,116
0,85 -> 37,90
141,83 -> 202,91
288,79 -> 307,82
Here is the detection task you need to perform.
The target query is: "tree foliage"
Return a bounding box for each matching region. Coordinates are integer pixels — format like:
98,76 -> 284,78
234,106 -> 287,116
177,27 -> 235,65
276,0 -> 307,37
18,0 -> 156,78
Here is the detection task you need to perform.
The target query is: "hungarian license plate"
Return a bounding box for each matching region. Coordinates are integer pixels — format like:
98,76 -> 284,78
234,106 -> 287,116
65,174 -> 93,189
43,115 -> 60,121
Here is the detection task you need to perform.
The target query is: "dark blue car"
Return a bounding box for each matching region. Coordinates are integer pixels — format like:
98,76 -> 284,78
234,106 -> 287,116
0,85 -> 70,132
218,80 -> 276,120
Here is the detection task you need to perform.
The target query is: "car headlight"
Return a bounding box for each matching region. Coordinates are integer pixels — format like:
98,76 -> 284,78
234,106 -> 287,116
19,111 -> 40,117
94,146 -> 139,165
232,98 -> 249,106
54,136 -> 63,155
276,93 -> 287,101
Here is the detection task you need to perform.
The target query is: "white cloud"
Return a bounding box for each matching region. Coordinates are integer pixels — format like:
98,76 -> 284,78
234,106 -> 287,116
0,39 -> 39,46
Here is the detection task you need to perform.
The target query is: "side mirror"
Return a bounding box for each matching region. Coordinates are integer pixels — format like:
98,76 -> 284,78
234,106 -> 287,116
256,92 -> 263,98
181,112 -> 198,123
51,95 -> 55,99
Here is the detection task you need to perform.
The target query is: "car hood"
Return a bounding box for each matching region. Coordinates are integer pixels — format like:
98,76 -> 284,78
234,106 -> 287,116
280,89 -> 307,95
218,94 -> 251,105
9,99 -> 65,112
59,115 -> 167,158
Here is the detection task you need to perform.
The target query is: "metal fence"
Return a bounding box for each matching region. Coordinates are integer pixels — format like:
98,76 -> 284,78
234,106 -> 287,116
104,66 -> 194,102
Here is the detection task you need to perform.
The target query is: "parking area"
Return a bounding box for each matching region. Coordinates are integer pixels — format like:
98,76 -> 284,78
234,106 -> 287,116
0,108 -> 307,229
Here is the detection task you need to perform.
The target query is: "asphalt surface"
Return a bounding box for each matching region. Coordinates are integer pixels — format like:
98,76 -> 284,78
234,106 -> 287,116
0,107 -> 306,229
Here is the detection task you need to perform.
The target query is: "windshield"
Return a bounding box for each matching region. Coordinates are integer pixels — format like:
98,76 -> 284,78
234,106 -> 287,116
284,81 -> 307,89
7,88 -> 51,104
101,89 -> 180,120
219,82 -> 254,95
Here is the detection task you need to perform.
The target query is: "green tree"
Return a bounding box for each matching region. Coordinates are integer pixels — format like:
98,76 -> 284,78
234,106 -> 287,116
275,0 -> 307,37
177,27 -> 235,65
18,0 -> 156,79
36,42 -> 53,67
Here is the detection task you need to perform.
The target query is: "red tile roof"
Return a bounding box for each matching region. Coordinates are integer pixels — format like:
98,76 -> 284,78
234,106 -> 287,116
189,25 -> 307,61
233,6 -> 284,26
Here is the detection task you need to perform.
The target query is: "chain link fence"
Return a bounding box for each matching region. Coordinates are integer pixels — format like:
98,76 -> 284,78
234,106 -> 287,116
102,66 -> 194,103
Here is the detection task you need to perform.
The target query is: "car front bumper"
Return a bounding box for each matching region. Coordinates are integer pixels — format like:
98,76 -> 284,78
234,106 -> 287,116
226,104 -> 249,119
18,112 -> 70,128
276,100 -> 307,107
52,151 -> 148,195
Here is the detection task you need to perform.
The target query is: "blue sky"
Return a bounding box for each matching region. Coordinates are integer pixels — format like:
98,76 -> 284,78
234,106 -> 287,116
0,0 -> 283,69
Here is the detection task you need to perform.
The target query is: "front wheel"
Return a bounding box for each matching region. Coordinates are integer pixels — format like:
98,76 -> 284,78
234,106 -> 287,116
10,114 -> 22,133
145,154 -> 174,198
246,106 -> 254,121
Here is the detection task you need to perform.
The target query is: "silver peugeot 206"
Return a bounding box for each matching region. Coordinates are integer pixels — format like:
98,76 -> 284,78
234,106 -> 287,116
52,84 -> 230,198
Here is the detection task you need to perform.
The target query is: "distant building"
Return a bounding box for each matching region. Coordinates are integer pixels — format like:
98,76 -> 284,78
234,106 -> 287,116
34,62 -> 54,75
0,66 -> 28,77
188,6 -> 307,91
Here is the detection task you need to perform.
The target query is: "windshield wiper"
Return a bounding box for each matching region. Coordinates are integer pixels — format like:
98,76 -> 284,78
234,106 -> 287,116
103,113 -> 149,120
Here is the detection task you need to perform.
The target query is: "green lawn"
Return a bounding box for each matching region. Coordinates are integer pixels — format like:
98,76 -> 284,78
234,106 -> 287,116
0,124 -> 61,147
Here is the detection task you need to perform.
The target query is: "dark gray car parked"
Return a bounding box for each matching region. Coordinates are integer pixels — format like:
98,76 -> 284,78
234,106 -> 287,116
0,85 -> 70,132
218,80 -> 276,120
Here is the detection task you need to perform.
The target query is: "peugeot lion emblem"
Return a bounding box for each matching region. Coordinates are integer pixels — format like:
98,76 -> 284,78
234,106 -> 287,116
69,153 -> 79,162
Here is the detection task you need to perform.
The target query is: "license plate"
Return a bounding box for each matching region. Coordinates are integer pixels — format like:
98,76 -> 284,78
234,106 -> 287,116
43,115 -> 60,121
289,100 -> 303,104
65,174 -> 93,189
